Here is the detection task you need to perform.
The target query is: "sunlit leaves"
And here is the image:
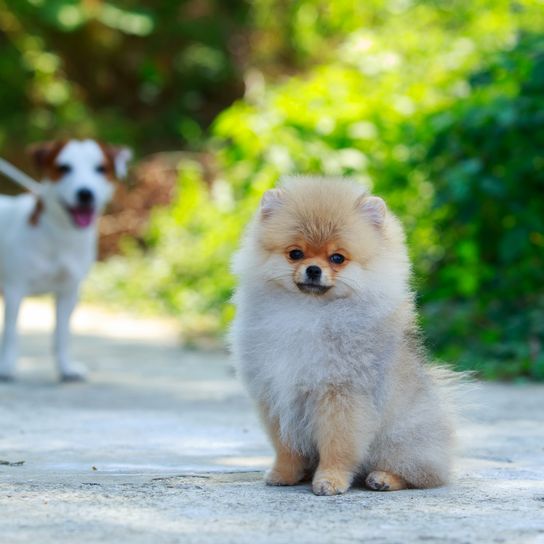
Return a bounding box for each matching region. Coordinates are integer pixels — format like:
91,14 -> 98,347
82,0 -> 544,376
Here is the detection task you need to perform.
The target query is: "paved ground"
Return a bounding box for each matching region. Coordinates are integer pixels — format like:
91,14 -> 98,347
0,299 -> 543,543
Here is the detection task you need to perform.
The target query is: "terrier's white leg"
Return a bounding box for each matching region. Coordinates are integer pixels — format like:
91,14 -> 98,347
0,288 -> 24,380
55,286 -> 87,382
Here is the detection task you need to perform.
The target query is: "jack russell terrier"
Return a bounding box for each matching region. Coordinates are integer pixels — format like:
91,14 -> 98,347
0,139 -> 131,381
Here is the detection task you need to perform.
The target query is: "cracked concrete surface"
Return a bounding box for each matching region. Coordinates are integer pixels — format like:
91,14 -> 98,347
1,299 -> 543,543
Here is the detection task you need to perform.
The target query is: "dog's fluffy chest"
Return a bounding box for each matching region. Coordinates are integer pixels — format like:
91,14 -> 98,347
234,288 -> 396,398
233,288 -> 398,454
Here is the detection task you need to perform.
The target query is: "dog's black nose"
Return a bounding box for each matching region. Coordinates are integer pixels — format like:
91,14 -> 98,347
306,265 -> 322,281
76,188 -> 94,205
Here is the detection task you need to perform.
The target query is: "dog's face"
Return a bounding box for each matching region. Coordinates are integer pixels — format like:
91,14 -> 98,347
29,139 -> 131,229
242,177 -> 407,301
284,240 -> 349,295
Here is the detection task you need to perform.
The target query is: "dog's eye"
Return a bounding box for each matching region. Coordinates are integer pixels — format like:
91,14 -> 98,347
57,163 -> 72,174
96,165 -> 106,174
330,253 -> 345,265
288,249 -> 304,260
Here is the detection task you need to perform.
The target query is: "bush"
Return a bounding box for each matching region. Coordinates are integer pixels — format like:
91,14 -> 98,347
87,1 -> 544,378
0,0 -> 249,157
421,33 -> 544,380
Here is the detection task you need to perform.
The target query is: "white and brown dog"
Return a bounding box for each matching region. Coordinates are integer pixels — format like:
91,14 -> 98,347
0,139 -> 131,381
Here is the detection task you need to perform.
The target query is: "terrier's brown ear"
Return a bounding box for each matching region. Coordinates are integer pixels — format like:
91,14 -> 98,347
100,144 -> 133,179
261,188 -> 283,218
26,141 -> 66,174
357,195 -> 387,227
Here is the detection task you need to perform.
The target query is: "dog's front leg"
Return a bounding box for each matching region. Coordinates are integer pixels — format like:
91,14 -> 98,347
55,286 -> 87,382
312,389 -> 378,496
0,288 -> 24,380
259,402 -> 309,486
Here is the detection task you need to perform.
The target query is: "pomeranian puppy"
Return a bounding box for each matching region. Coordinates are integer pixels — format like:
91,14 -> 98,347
230,176 -> 455,496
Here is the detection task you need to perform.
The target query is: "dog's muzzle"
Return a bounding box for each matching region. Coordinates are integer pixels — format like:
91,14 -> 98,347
297,265 -> 331,294
64,189 -> 96,228
296,283 -> 331,295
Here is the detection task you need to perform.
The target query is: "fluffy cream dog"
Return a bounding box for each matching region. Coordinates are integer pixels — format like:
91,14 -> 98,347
230,176 -> 455,496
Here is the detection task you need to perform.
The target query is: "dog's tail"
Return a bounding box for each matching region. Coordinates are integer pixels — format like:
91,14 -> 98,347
428,363 -> 478,457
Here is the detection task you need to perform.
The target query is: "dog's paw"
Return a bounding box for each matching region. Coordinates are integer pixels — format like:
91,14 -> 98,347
60,362 -> 88,383
365,470 -> 407,492
312,472 -> 351,496
265,467 -> 305,486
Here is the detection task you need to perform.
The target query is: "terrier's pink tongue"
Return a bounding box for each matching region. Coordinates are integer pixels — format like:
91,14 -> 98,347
71,208 -> 94,228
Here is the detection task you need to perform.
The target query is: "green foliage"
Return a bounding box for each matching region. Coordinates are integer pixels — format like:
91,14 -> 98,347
87,161 -> 241,336
89,1 -> 544,380
422,33 -> 544,380
0,0 -> 248,157
3,0 -> 541,377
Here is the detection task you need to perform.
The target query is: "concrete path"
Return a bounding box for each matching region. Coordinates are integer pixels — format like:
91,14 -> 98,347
0,300 -> 543,543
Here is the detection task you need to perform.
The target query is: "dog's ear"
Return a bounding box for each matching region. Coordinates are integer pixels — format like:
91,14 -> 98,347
261,188 -> 283,218
357,195 -> 387,227
101,145 -> 133,179
27,141 -> 66,174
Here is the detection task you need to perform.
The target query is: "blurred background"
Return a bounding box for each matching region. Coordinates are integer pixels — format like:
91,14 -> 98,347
0,0 -> 542,380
